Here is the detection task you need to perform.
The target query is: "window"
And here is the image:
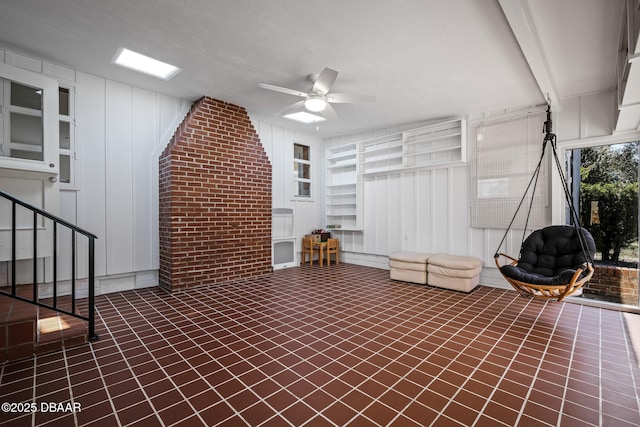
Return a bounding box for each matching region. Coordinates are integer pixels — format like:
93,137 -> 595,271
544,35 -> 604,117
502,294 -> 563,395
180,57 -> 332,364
469,111 -> 548,229
58,86 -> 74,185
568,142 -> 638,266
293,143 -> 311,198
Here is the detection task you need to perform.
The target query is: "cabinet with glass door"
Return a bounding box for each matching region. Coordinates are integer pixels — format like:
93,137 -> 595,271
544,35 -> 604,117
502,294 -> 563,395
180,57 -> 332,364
0,62 -> 59,176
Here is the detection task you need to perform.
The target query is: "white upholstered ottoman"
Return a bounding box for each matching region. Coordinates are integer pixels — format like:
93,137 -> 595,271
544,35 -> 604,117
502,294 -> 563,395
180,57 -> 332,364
427,254 -> 483,292
389,252 -> 432,285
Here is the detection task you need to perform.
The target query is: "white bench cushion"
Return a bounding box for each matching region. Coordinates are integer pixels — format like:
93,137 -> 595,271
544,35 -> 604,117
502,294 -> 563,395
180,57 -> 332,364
388,252 -> 432,285
389,259 -> 428,272
428,254 -> 482,271
389,252 -> 433,263
428,264 -> 482,279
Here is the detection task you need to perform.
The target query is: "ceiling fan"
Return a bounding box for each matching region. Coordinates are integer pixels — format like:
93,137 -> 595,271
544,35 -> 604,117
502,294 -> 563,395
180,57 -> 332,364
259,67 -> 376,120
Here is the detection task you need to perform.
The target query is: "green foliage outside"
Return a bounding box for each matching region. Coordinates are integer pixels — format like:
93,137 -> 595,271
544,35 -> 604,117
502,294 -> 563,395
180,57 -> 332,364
578,142 -> 638,263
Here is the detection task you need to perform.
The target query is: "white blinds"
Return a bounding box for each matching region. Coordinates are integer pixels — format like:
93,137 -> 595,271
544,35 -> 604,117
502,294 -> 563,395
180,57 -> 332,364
469,111 -> 549,229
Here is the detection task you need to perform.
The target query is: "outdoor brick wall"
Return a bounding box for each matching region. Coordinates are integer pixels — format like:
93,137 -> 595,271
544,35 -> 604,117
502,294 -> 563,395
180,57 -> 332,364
585,265 -> 638,305
158,97 -> 272,292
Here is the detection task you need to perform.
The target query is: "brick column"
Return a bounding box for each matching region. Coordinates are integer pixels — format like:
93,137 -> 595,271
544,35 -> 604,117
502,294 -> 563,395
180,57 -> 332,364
159,97 -> 272,292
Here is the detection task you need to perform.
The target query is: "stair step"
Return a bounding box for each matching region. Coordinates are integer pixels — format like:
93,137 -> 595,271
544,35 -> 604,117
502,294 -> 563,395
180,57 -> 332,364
1,289 -> 89,362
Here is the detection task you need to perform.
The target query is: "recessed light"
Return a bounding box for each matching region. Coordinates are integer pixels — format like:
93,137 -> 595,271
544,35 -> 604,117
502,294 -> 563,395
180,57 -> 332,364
283,112 -> 326,124
112,48 -> 180,80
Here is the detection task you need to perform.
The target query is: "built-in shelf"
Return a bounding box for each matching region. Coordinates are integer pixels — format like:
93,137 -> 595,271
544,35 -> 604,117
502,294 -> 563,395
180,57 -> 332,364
272,208 -> 296,270
355,118 -> 466,175
358,133 -> 403,174
325,118 -> 467,234
326,143 -> 361,230
403,118 -> 466,169
327,191 -> 357,196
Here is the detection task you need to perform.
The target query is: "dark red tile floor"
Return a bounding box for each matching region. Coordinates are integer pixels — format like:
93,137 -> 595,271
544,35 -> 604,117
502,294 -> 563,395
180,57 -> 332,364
1,263 -> 639,426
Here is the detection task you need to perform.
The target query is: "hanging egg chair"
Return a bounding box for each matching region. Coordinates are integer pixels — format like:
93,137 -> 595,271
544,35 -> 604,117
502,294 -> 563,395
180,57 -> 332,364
494,102 -> 596,302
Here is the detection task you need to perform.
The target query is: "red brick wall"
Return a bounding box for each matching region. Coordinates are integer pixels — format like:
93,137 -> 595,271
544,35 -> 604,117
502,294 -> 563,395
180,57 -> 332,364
159,97 -> 272,292
585,265 -> 638,305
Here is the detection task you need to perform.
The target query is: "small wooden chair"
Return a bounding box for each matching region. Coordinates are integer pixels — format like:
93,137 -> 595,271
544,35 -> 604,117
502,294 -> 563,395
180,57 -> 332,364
301,237 -> 314,265
326,238 -> 339,266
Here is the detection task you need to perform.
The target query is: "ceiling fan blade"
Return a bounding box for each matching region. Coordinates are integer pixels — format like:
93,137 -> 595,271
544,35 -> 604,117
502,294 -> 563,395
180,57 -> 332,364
326,93 -> 377,104
317,103 -> 338,120
258,83 -> 307,98
312,67 -> 338,95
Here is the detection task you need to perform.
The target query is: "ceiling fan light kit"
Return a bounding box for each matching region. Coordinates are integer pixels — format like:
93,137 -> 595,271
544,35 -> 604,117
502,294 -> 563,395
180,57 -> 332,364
259,67 -> 376,120
304,95 -> 327,112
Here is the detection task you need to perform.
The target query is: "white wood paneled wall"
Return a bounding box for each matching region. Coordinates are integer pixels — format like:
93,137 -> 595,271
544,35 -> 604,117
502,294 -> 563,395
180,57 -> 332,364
251,119 -> 324,255
323,119 -> 473,269
359,167 -> 469,256
76,74 -> 189,288
0,47 -> 190,293
323,92 -> 625,287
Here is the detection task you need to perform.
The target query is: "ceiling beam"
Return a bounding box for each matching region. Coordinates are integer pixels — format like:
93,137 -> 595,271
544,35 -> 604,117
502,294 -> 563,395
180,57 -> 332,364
498,0 -> 561,110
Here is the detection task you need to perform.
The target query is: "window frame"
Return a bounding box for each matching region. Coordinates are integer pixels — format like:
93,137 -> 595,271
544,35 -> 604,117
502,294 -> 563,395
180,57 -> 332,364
293,142 -> 312,200
57,84 -> 75,187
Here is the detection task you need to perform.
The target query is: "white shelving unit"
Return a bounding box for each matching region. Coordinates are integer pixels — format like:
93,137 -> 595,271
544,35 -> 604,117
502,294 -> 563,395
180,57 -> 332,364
403,118 -> 466,169
358,133 -> 403,174
355,118 -> 466,176
272,208 -> 296,270
325,118 -> 467,236
326,143 -> 362,231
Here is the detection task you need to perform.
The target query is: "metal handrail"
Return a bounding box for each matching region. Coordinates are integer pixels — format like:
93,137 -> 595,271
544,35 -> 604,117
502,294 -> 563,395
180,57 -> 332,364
0,189 -> 99,341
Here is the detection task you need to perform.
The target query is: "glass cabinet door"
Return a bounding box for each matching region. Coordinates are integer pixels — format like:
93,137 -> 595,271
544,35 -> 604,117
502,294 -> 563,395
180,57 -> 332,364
4,81 -> 44,161
0,62 -> 59,176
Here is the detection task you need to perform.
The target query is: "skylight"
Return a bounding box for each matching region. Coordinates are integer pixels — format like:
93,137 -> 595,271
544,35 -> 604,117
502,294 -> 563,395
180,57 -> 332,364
283,112 -> 326,124
112,48 -> 180,80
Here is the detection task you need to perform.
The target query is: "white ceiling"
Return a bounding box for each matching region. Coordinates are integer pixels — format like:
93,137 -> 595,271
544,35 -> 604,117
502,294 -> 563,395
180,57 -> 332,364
0,0 -> 624,137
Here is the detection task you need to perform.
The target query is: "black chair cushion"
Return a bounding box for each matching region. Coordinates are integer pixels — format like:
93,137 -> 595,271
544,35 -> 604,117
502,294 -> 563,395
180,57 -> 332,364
500,226 -> 596,286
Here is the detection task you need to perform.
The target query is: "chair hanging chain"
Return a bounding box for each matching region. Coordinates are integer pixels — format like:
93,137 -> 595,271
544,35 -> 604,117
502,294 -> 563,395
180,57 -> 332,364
494,103 -> 593,264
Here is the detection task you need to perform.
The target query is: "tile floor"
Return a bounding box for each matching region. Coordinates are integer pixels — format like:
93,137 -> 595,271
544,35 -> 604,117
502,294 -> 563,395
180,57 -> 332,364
1,263 -> 639,426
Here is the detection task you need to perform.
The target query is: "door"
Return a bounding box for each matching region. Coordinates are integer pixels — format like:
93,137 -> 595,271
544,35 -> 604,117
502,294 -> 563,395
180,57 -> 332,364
568,141 -> 639,306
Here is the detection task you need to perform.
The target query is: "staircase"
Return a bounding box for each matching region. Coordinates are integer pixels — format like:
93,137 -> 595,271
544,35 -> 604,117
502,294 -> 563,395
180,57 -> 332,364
1,290 -> 88,361
0,190 -> 98,362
